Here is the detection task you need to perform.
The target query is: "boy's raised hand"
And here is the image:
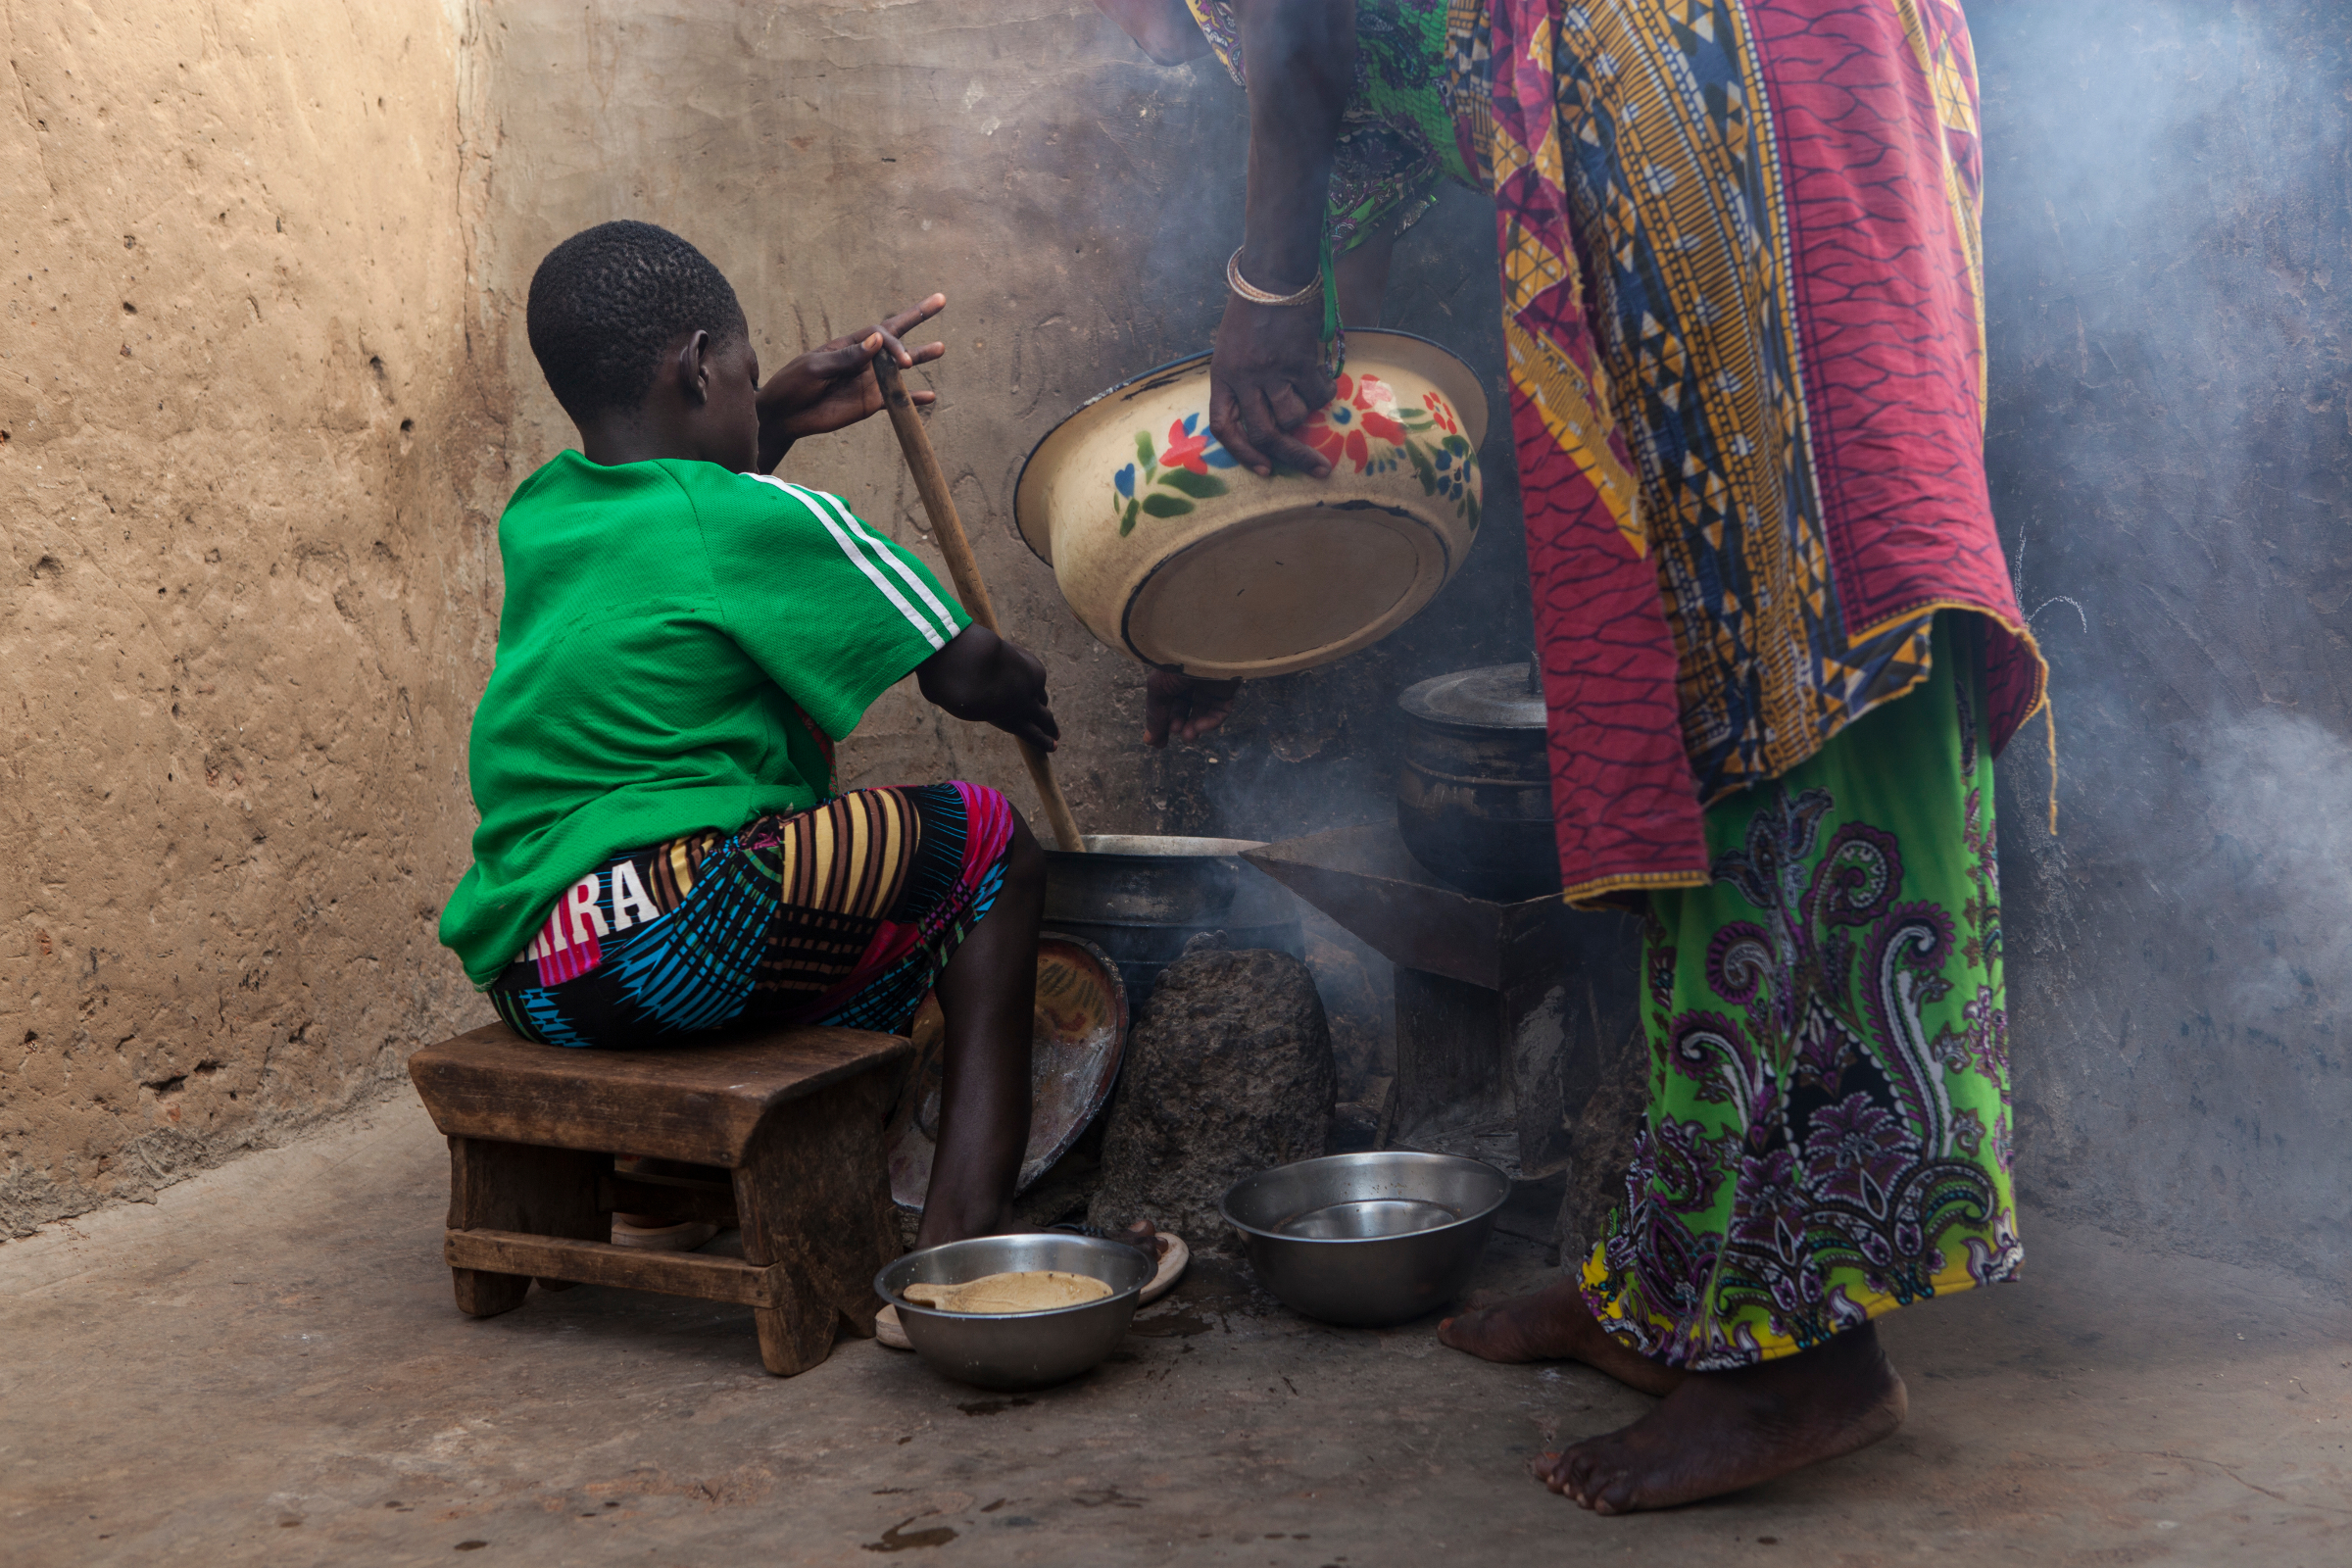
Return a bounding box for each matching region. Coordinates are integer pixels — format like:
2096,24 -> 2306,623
756,293 -> 949,472
916,625 -> 1059,754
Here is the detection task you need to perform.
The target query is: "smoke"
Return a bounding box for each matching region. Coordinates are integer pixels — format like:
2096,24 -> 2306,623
1979,1 -> 2347,624
1971,2 -> 2351,1271
1976,0 -> 2351,847
2178,708 -> 2352,1025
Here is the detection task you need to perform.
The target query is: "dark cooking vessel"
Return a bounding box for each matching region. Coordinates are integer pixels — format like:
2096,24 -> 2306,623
1043,835 -> 1304,1006
1395,664 -> 1563,904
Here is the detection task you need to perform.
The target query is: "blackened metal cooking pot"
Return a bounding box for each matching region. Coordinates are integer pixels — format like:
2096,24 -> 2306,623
1395,663 -> 1563,904
1042,834 -> 1304,1006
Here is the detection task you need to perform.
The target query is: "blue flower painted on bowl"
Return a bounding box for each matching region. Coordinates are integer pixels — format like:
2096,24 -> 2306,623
1114,464 -> 1136,499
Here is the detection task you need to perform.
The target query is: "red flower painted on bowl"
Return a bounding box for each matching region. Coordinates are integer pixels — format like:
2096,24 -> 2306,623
1421,389 -> 1459,435
1349,374 -> 1408,445
1306,373 -> 1411,472
1162,415 -> 1211,475
1306,409 -> 1372,472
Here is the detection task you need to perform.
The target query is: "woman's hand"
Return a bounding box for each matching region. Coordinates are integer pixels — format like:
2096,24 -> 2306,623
1209,293 -> 1335,478
755,293 -> 949,472
1144,669 -> 1243,748
917,624 -> 1060,753
1206,0 -> 1357,477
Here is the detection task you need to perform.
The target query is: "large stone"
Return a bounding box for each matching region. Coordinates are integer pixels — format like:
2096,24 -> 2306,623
1088,948 -> 1337,1251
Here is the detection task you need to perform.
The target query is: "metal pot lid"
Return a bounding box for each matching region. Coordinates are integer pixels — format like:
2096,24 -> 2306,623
1397,663 -> 1547,731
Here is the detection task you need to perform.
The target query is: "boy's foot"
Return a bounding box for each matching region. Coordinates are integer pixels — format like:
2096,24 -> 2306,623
610,1216 -> 720,1251
1438,1278 -> 1685,1396
1534,1323 -> 1907,1514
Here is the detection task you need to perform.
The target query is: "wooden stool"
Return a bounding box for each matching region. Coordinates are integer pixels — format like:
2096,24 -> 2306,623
407,1021 -> 911,1376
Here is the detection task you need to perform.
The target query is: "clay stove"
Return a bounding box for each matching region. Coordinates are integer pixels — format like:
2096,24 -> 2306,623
1245,823 -> 1640,1184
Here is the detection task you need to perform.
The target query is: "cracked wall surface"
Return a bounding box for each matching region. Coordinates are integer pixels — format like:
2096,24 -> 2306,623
0,0 -> 511,1232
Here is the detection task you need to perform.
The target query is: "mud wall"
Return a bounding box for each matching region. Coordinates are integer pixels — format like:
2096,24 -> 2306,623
0,1 -> 508,1232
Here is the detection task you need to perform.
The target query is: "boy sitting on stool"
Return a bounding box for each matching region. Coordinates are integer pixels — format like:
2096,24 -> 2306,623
438,220 -> 1053,1251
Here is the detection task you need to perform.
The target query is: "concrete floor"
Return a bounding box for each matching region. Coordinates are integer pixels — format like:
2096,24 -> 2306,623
2,1097 -> 2345,1567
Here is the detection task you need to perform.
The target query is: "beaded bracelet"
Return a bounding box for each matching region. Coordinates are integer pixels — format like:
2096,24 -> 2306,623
1225,246 -> 1323,309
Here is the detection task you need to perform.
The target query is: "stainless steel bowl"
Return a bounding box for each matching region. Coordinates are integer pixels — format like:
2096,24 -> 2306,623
875,1233 -> 1153,1391
1220,1152 -> 1510,1327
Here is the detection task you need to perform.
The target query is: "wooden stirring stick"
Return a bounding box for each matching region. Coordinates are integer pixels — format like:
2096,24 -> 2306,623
870,352 -> 1088,853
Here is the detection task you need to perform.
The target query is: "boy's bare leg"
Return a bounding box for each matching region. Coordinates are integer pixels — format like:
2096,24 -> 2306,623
915,814 -> 1045,1249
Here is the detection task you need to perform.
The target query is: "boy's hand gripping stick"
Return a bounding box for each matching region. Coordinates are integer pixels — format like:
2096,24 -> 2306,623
871,353 -> 1088,854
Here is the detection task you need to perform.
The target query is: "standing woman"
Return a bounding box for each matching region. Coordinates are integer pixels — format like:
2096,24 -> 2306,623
1100,0 -> 2047,1514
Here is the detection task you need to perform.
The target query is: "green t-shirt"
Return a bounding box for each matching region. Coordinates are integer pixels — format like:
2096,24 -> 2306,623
437,450 -> 970,987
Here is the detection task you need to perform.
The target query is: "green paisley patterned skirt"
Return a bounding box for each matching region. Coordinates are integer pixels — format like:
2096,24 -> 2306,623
1582,612 -> 2022,1370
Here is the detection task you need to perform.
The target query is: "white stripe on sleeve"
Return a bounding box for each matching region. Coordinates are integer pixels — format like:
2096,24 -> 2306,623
744,472 -> 947,652
784,481 -> 964,644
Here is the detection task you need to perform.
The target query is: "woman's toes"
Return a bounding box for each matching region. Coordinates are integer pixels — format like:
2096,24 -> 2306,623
1560,1445 -> 1613,1508
1436,1307 -> 1492,1356
1582,1457 -> 1637,1514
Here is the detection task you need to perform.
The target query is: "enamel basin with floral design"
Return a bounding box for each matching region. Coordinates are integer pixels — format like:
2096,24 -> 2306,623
1013,329 -> 1488,680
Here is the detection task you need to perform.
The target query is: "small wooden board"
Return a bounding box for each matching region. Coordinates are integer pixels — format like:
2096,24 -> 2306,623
445,1228 -> 790,1307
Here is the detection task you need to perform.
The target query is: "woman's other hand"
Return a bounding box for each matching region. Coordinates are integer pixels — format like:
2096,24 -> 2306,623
1145,669 -> 1243,748
755,293 -> 949,472
1206,0 -> 1357,478
1210,293 -> 1335,478
917,624 -> 1060,753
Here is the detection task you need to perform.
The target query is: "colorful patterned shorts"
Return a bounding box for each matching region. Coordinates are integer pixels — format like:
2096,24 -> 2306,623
488,783 -> 1017,1049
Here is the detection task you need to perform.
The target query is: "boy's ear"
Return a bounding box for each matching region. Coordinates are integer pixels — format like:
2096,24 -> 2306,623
674,328 -> 713,408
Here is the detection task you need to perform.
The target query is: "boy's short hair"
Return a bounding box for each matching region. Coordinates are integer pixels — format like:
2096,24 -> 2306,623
526,220 -> 749,419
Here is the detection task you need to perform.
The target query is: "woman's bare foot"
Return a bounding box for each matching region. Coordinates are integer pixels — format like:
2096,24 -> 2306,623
1535,1322 -> 1907,1514
1438,1279 -> 1685,1397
